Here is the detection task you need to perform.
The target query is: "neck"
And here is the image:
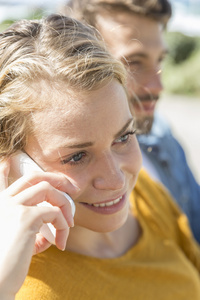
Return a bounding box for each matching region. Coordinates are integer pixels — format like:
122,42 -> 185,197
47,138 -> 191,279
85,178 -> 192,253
65,212 -> 141,258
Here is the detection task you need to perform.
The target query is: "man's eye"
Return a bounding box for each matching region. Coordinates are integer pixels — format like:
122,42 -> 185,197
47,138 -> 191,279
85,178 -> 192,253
127,61 -> 142,67
129,60 -> 141,64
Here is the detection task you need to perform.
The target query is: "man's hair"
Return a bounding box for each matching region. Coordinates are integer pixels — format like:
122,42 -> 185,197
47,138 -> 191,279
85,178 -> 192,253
64,0 -> 172,28
0,14 -> 126,158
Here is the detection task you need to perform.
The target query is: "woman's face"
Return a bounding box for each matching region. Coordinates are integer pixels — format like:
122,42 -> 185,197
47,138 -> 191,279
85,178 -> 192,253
25,80 -> 142,233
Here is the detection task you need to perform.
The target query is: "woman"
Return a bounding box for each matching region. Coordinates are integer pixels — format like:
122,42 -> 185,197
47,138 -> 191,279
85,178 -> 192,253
0,14 -> 199,300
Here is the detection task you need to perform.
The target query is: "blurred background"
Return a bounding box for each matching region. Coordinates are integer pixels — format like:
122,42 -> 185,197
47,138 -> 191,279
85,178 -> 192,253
0,0 -> 200,183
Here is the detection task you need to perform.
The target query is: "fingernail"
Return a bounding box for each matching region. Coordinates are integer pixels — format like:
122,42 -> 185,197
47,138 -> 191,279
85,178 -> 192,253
61,246 -> 66,251
68,216 -> 74,228
70,219 -> 74,228
61,233 -> 68,251
65,176 -> 80,192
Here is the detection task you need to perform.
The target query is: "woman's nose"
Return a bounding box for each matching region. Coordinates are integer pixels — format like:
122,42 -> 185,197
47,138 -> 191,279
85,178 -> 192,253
93,152 -> 125,191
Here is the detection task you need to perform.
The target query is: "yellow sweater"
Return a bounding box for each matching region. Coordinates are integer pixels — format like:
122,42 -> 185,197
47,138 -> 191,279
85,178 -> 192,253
16,169 -> 200,300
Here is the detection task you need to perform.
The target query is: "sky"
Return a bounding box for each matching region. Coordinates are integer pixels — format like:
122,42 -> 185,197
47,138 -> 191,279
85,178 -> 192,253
168,0 -> 200,36
0,0 -> 200,36
0,0 -> 63,22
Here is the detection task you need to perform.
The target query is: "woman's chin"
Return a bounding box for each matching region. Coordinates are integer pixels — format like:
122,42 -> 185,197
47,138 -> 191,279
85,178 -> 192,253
75,202 -> 130,233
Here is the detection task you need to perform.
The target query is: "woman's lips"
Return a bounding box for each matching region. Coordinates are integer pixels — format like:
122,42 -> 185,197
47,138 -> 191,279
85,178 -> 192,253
80,194 -> 126,215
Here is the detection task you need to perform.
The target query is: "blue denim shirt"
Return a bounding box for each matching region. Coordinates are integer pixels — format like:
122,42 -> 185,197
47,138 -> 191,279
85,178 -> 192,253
137,113 -> 200,243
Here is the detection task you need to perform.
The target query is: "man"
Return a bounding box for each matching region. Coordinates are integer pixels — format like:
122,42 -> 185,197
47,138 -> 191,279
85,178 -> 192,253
64,0 -> 200,242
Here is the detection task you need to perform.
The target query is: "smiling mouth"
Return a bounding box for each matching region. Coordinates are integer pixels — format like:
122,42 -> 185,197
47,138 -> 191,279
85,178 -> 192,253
87,196 -> 122,207
81,195 -> 126,215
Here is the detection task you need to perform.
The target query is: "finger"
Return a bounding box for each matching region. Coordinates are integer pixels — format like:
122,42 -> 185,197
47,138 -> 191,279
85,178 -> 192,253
0,159 -> 10,191
33,205 -> 69,251
12,181 -> 74,227
55,227 -> 69,251
7,171 -> 78,197
33,233 -> 51,255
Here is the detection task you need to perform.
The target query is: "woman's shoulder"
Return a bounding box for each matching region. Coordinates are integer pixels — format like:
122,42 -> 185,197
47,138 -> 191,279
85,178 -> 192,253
133,168 -> 181,213
131,168 -> 200,272
131,168 -> 186,240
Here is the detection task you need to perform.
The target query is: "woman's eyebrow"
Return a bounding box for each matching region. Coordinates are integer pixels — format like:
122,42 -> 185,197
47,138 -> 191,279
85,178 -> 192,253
59,118 -> 134,150
114,118 -> 134,139
66,142 -> 93,149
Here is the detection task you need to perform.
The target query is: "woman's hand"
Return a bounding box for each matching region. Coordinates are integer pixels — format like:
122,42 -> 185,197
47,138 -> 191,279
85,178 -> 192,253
0,159 -> 75,299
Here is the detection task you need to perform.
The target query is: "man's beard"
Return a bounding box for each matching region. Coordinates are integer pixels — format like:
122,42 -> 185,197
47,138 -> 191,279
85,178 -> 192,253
128,94 -> 159,135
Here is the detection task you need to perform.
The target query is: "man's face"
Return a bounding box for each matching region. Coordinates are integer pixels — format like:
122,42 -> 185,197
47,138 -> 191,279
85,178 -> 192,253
96,12 -> 168,134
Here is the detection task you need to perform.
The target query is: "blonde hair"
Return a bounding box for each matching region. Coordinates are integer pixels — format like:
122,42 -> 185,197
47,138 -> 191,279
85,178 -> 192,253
0,14 -> 126,158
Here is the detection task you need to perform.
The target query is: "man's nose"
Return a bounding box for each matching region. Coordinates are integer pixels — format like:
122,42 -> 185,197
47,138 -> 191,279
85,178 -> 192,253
144,68 -> 163,95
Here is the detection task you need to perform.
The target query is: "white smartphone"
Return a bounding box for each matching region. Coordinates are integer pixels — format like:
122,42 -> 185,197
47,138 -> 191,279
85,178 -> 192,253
9,151 -> 75,245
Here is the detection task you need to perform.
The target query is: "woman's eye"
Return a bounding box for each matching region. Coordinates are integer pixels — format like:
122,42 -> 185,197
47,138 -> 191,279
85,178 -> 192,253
61,152 -> 86,165
119,134 -> 129,143
114,130 -> 136,144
